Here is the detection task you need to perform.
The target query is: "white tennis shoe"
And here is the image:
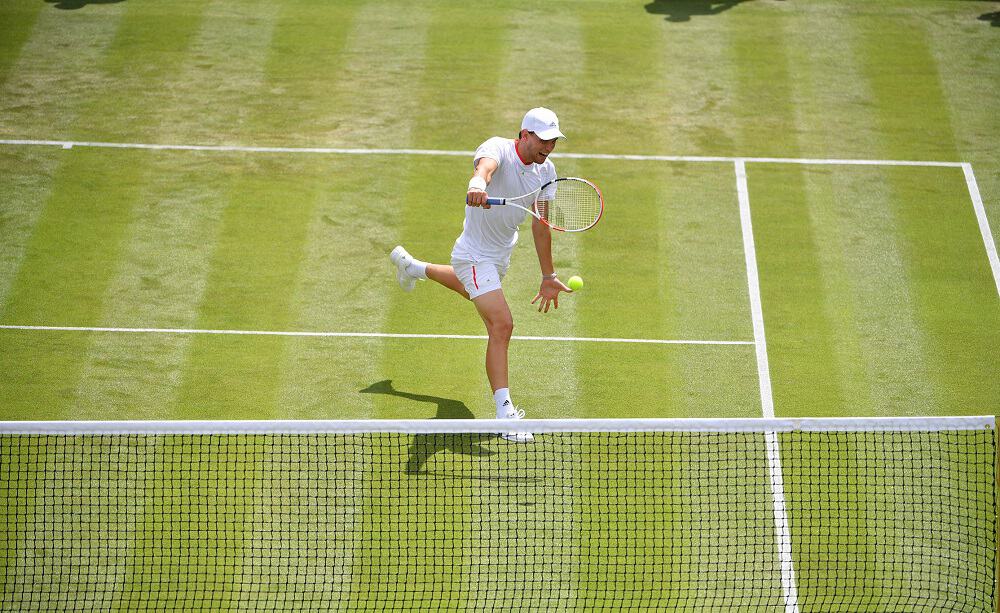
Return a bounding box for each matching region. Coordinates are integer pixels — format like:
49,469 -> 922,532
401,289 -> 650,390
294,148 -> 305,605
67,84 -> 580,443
499,405 -> 534,443
390,245 -> 418,292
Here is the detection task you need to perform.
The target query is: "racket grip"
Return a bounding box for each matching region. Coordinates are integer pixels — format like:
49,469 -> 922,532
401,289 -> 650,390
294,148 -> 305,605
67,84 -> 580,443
485,197 -> 505,206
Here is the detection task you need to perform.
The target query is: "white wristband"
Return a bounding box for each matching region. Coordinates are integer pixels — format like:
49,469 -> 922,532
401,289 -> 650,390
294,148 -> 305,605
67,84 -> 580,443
468,176 -> 487,192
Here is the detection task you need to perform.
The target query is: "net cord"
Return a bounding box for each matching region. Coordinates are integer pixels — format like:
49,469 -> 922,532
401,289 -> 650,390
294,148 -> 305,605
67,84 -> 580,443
0,416 -> 993,435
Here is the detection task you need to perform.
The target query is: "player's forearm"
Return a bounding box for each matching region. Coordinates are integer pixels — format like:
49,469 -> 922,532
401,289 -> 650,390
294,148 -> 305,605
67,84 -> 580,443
471,157 -> 498,185
467,158 -> 499,207
532,218 -> 555,276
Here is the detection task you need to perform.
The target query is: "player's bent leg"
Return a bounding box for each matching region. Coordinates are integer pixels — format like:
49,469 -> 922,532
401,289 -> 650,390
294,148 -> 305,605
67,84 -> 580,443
391,248 -> 471,299
426,264 -> 470,299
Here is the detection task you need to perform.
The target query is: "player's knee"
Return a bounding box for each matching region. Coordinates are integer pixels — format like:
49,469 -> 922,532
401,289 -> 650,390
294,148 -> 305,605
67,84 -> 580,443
488,316 -> 514,340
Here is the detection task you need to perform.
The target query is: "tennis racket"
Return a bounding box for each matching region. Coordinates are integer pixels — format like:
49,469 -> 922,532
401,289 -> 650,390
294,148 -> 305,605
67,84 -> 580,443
475,177 -> 604,232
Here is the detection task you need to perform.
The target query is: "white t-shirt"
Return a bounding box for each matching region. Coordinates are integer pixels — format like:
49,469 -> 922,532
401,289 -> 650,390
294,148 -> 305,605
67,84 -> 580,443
451,137 -> 557,265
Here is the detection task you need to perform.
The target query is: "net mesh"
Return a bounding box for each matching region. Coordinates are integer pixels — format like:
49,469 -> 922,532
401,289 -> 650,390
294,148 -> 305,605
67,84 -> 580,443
537,177 -> 603,232
0,421 -> 995,612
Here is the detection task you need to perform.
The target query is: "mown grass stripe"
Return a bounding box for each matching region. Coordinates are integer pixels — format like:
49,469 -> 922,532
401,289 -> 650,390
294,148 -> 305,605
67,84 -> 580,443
653,7 -> 740,157
778,7 -> 887,420
0,149 -> 62,316
856,12 -> 960,163
0,155 -> 142,608
254,1 -> 364,146
924,5 -> 1000,297
0,149 -> 143,406
0,5 -> 125,137
573,3 -> 672,154
794,169 -> 870,413
632,14 -> 754,419
0,2 -> 44,88
0,5 -> 126,316
267,4 -> 362,421
856,14 -> 1000,415
114,3 -> 280,609
830,169 -> 941,413
297,3 -> 435,607
71,0 -> 216,422
170,0 -> 281,418
405,5 -> 508,151
324,2 -> 431,148
252,5 -> 362,602
661,164 -> 758,416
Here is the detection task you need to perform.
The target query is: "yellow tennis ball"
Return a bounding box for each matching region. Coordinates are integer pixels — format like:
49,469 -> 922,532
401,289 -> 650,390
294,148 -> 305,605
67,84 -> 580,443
568,275 -> 584,291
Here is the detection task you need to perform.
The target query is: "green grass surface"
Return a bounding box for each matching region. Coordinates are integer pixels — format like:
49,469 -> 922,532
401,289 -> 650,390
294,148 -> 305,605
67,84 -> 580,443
0,0 -> 997,611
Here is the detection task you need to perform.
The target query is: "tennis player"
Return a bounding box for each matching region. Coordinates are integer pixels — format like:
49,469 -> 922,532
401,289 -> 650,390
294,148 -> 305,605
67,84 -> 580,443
390,107 -> 572,442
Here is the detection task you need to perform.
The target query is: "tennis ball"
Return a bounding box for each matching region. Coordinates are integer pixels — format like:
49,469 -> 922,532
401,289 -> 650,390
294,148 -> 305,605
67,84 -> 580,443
567,275 -> 584,291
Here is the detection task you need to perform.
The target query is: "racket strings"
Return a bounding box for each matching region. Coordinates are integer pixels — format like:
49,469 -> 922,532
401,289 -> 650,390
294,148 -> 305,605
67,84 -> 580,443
539,180 -> 603,231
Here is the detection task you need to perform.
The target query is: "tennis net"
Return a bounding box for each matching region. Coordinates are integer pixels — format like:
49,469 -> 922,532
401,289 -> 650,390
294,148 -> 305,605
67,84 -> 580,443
1,417 -> 995,612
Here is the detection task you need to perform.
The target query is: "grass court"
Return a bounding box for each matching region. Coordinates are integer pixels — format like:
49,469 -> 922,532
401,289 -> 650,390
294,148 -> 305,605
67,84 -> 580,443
1,0 -> 998,610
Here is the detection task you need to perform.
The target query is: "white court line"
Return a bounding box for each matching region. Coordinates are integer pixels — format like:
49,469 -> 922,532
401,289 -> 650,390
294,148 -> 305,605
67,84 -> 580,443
0,324 -> 753,346
735,160 -> 800,613
735,161 -> 778,418
0,138 -> 966,167
962,163 -> 1000,298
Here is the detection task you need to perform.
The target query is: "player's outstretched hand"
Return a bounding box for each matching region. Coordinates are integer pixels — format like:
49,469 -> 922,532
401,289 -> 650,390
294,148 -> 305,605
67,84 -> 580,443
531,277 -> 571,313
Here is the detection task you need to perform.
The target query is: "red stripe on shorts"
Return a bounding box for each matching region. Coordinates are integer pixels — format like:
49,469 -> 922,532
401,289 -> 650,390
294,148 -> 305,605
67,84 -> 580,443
472,265 -> 479,289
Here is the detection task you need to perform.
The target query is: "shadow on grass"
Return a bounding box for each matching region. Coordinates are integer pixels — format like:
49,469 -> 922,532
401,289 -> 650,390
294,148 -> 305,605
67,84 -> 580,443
46,0 -> 124,9
979,11 -> 999,27
644,0 -> 749,22
360,379 -> 497,475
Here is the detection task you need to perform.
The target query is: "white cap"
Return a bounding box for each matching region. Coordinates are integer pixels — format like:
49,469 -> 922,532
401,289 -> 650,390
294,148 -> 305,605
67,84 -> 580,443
521,107 -> 565,140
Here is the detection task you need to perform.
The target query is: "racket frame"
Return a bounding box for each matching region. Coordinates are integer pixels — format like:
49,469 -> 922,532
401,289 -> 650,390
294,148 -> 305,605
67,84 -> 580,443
483,177 -> 604,232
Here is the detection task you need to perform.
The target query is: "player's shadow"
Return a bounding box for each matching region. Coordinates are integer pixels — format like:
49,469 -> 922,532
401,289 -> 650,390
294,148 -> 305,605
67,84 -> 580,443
980,11 -> 999,27
644,0 -> 748,22
360,379 -> 497,475
45,0 -> 124,9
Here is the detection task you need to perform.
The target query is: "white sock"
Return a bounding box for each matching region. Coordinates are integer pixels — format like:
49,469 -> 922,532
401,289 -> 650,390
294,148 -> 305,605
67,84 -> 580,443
406,259 -> 428,279
494,388 -> 513,417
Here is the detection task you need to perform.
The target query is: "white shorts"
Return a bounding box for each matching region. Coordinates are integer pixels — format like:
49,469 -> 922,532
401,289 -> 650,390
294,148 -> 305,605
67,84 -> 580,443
452,259 -> 508,299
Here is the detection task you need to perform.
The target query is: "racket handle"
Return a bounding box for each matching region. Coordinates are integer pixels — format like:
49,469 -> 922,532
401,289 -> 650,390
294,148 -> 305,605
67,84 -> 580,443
485,197 -> 505,206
